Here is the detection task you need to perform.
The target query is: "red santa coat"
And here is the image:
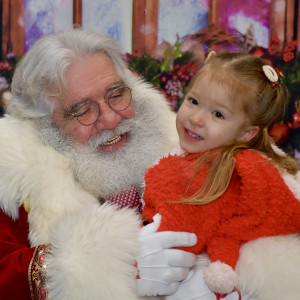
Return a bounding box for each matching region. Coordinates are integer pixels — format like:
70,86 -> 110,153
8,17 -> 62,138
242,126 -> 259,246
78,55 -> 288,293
0,207 -> 33,300
142,150 -> 300,268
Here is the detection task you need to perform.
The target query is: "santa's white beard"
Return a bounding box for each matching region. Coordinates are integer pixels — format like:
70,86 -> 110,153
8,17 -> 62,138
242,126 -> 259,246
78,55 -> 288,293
36,101 -> 167,199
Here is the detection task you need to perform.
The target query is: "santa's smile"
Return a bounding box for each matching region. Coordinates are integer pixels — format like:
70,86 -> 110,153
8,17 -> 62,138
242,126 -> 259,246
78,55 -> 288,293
100,135 -> 122,145
98,134 -> 127,152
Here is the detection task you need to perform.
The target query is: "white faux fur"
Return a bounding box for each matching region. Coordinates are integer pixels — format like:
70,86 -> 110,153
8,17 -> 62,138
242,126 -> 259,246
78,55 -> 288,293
237,234 -> 300,300
272,143 -> 300,201
47,203 -> 140,300
0,115 -> 141,299
194,232 -> 300,299
0,115 -> 100,245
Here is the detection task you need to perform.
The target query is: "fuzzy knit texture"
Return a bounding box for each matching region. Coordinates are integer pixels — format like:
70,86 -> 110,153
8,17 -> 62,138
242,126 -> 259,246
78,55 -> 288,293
142,149 -> 300,269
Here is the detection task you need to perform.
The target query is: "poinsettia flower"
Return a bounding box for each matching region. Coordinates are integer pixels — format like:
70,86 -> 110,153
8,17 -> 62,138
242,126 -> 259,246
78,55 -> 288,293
268,34 -> 280,51
283,51 -> 295,62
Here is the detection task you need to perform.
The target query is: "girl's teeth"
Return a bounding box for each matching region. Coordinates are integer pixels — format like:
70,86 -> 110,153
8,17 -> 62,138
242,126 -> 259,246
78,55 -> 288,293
187,130 -> 202,140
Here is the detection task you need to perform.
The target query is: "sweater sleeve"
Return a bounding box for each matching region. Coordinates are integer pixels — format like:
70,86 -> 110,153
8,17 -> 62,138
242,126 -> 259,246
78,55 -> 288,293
142,163 -> 164,224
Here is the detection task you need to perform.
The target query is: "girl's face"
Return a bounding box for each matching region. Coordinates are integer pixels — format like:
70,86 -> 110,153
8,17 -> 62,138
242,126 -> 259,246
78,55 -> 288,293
176,75 -> 258,154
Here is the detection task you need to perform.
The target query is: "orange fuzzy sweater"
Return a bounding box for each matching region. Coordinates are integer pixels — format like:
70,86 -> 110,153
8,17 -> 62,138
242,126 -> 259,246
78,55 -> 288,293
142,150 -> 300,268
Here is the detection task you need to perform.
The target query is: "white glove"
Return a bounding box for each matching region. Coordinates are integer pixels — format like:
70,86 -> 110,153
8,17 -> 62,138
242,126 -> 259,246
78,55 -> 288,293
166,267 -> 256,300
165,269 -> 217,300
136,214 -> 197,297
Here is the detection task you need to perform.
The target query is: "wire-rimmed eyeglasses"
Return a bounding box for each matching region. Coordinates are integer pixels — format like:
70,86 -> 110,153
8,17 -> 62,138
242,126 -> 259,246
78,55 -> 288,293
63,85 -> 132,126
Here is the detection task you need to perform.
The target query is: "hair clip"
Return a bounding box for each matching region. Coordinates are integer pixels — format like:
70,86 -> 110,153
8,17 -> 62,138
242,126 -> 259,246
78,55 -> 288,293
262,65 -> 284,86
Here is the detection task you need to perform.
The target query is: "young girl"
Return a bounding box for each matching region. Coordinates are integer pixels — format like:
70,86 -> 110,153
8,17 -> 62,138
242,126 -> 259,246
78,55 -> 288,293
142,52 -> 300,298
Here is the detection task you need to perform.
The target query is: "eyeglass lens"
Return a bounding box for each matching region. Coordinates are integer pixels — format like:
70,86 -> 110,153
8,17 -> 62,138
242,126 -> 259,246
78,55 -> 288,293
76,86 -> 132,125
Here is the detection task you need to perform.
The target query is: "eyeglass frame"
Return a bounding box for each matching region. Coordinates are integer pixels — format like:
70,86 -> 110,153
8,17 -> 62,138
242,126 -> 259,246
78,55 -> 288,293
62,84 -> 132,126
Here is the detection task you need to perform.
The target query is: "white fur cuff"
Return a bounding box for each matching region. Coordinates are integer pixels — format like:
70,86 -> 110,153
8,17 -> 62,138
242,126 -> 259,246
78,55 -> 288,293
46,203 -> 141,300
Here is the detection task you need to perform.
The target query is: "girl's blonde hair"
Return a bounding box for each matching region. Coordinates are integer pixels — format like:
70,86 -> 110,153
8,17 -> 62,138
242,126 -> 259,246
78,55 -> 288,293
180,51 -> 298,205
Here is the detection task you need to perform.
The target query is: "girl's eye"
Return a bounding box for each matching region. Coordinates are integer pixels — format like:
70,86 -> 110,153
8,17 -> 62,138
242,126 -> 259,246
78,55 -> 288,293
213,111 -> 224,119
189,98 -> 198,105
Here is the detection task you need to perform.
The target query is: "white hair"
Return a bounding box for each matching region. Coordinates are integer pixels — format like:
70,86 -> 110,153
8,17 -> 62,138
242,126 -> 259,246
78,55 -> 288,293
7,28 -> 135,118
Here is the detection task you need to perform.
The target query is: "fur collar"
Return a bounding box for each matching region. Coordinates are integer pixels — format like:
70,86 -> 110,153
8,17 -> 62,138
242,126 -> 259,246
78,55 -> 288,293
0,115 -> 99,246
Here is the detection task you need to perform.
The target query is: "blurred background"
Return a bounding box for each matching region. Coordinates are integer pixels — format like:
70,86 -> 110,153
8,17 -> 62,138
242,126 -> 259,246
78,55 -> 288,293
0,0 -> 300,159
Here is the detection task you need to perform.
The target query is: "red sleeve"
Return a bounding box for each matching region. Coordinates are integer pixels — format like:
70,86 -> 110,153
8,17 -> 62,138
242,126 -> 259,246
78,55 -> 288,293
141,166 -> 160,223
0,208 -> 34,300
142,196 -> 158,224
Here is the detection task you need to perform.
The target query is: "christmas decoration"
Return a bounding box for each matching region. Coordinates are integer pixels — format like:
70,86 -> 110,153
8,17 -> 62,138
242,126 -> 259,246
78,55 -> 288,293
0,53 -> 19,116
269,122 -> 290,144
126,39 -> 201,111
0,53 -> 19,86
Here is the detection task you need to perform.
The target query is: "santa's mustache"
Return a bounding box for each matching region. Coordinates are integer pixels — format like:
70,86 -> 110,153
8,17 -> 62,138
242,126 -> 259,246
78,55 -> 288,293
86,118 -> 136,151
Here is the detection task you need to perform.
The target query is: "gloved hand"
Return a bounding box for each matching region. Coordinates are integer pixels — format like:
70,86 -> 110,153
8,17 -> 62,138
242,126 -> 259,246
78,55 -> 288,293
136,214 -> 197,297
165,269 -> 217,300
165,267 -> 254,300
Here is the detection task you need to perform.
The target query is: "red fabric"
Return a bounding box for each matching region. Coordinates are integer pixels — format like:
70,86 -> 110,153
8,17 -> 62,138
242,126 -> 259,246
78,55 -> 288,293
142,150 -> 300,268
215,289 -> 241,299
0,206 -> 35,299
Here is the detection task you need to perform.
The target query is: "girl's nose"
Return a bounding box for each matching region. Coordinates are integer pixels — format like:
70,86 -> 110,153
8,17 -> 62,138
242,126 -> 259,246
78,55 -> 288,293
190,111 -> 205,127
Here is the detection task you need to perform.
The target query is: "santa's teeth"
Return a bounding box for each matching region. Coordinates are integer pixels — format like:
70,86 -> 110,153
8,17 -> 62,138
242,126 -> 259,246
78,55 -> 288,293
102,135 -> 121,145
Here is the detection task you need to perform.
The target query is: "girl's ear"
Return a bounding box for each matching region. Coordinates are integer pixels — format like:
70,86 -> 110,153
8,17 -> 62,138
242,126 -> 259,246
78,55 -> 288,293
238,126 -> 259,142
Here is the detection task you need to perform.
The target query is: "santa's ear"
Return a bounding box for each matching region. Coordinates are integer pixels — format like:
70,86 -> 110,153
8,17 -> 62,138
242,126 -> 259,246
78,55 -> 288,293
205,51 -> 216,64
238,126 -> 259,143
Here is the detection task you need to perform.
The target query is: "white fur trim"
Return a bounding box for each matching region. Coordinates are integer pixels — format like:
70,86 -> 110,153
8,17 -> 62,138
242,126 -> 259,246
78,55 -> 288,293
282,172 -> 300,202
237,234 -> 300,300
46,203 -> 140,300
169,145 -> 185,156
0,116 -> 142,298
270,144 -> 300,202
0,115 -> 36,219
0,116 -> 99,245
